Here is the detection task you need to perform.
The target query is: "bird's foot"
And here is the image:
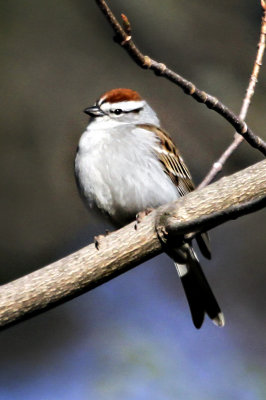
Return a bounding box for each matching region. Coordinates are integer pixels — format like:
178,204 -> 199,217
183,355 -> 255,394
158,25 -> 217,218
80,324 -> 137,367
94,230 -> 110,250
134,208 -> 154,230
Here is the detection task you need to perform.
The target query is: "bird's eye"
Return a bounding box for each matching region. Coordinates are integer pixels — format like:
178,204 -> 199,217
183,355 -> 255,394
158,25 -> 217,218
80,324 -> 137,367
111,109 -> 123,115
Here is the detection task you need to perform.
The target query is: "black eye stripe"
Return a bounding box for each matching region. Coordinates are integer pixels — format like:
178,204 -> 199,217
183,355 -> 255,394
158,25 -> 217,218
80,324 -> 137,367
110,106 -> 143,115
130,107 -> 143,114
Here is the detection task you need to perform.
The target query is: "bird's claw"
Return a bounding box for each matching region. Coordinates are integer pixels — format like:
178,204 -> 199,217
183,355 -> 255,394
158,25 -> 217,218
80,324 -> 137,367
94,230 -> 110,250
134,208 -> 153,230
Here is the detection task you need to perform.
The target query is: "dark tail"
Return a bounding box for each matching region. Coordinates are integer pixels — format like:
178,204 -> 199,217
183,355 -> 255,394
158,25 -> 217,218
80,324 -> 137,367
175,248 -> 224,329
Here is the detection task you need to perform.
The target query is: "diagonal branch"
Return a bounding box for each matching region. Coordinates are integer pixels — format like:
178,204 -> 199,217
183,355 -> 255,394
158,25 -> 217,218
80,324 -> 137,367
95,0 -> 266,156
199,2 -> 266,189
0,160 -> 265,330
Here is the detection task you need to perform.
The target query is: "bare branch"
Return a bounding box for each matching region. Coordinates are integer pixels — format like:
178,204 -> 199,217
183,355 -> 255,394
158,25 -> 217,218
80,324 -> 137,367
0,160 -> 265,330
95,0 -> 266,156
199,4 -> 266,189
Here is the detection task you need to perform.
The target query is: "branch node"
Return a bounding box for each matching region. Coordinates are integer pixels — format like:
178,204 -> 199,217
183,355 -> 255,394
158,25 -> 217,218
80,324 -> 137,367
143,55 -> 152,68
213,162 -> 223,171
189,84 -> 196,95
120,35 -> 132,46
241,121 -> 248,134
206,95 -> 219,109
198,91 -> 208,103
250,75 -> 258,84
154,62 -> 167,75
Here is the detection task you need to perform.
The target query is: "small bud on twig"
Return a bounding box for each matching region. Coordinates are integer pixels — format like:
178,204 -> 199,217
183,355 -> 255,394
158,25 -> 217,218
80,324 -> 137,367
121,13 -> 131,36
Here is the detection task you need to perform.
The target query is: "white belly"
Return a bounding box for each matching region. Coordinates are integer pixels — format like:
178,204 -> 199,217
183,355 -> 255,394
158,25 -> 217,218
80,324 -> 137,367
75,124 -> 179,225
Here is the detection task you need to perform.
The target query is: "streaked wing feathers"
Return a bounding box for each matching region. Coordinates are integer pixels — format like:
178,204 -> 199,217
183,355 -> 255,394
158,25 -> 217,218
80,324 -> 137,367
137,124 -> 194,195
137,123 -> 211,259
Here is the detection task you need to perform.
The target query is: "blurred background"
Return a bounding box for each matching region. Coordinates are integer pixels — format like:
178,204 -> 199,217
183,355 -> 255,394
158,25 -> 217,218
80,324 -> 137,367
0,0 -> 265,399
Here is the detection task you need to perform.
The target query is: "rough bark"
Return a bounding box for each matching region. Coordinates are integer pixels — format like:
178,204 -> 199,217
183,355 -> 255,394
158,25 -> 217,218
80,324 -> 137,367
0,160 -> 265,330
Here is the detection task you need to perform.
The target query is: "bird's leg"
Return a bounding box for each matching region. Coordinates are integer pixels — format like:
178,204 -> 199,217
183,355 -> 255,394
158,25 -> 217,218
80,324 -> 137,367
164,238 -> 190,264
94,230 -> 110,250
134,208 -> 154,230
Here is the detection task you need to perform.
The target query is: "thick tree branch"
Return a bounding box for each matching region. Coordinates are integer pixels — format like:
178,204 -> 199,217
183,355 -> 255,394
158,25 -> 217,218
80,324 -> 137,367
0,160 -> 265,330
95,0 -> 266,156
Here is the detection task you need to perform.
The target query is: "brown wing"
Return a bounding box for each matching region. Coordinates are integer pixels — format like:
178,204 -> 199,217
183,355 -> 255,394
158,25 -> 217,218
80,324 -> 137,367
137,124 -> 195,196
137,123 -> 211,259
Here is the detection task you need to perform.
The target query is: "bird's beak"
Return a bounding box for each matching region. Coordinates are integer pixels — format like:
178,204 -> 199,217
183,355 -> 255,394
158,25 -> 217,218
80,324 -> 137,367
83,105 -> 105,117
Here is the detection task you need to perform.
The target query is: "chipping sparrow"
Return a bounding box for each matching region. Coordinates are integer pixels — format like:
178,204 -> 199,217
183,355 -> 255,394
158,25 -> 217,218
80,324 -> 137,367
75,88 -> 224,329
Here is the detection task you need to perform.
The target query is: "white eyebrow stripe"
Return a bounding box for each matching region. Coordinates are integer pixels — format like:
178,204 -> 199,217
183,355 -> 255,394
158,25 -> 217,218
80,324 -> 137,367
101,100 -> 145,112
98,96 -> 106,106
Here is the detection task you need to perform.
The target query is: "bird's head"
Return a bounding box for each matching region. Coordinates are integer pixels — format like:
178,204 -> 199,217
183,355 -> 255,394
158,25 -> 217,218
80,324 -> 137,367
84,88 -> 159,127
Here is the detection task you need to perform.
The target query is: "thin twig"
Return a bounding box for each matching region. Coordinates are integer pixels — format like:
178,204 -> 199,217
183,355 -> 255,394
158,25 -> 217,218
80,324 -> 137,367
199,3 -> 266,189
95,0 -> 266,156
0,160 -> 265,330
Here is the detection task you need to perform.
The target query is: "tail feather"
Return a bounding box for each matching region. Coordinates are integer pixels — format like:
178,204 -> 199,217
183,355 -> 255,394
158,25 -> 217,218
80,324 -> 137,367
174,248 -> 224,329
196,232 -> 211,260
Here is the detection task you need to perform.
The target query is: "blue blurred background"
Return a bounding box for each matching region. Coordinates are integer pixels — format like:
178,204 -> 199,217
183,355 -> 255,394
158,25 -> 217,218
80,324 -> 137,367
0,1 -> 265,399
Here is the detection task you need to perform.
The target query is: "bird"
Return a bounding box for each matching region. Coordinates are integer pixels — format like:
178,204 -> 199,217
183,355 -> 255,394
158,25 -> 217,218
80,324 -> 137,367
75,88 -> 224,329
